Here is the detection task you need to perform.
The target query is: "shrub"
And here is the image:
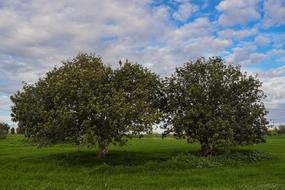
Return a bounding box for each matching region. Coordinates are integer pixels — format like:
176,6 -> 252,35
0,122 -> 10,139
267,128 -> 278,136
166,150 -> 272,169
10,127 -> 15,134
277,125 -> 285,134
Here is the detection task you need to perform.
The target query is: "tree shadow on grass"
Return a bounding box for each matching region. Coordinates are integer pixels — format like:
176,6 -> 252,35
18,145 -> 272,175
47,149 -> 195,167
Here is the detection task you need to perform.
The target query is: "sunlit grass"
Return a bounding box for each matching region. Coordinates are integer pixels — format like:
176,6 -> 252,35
0,135 -> 284,190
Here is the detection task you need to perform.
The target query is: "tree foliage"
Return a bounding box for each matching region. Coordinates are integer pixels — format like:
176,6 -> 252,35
162,57 -> 268,155
0,122 -> 10,139
16,127 -> 25,135
10,55 -> 269,157
10,53 -> 162,158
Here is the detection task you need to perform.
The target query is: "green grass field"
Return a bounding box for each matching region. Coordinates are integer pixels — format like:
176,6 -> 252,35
0,135 -> 284,190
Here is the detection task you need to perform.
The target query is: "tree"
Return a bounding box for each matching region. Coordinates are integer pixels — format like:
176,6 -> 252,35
11,53 -> 162,159
277,125 -> 285,134
16,127 -> 25,135
0,122 -> 10,139
10,127 -> 15,135
162,57 -> 268,155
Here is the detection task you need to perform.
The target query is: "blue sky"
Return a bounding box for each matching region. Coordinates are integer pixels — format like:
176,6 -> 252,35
0,0 -> 285,126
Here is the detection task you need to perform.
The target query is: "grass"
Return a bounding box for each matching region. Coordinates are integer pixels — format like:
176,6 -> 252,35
0,135 -> 285,190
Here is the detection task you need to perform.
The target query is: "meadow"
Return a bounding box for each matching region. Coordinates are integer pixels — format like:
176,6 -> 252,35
0,135 -> 284,190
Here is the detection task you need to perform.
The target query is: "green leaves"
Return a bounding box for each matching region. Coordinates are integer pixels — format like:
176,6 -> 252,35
10,53 -> 162,157
162,57 -> 268,155
10,55 -> 268,157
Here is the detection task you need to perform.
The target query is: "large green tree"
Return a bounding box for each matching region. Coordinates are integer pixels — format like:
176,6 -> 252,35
11,53 -> 162,158
162,57 -> 268,155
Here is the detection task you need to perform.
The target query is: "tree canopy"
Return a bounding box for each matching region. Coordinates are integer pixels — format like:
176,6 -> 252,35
10,55 -> 269,157
10,53 -> 162,158
162,57 -> 268,155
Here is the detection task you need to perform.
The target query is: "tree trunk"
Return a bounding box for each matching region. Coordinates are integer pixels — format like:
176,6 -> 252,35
201,143 -> 213,156
96,142 -> 108,159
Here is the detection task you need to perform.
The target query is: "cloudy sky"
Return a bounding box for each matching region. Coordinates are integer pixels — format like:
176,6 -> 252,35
0,0 -> 285,126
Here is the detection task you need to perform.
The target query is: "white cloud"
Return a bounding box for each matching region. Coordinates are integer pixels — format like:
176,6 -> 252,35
168,17 -> 215,42
227,44 -> 267,65
0,0 -> 171,80
0,95 -> 11,112
228,44 -> 284,66
183,37 -> 231,57
227,45 -> 253,63
263,0 -> 285,27
172,2 -> 198,22
255,35 -> 270,46
219,28 -> 257,40
260,73 -> 285,124
269,49 -> 285,56
250,53 -> 267,63
259,65 -> 285,78
216,0 -> 261,26
271,34 -> 285,50
262,76 -> 285,109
